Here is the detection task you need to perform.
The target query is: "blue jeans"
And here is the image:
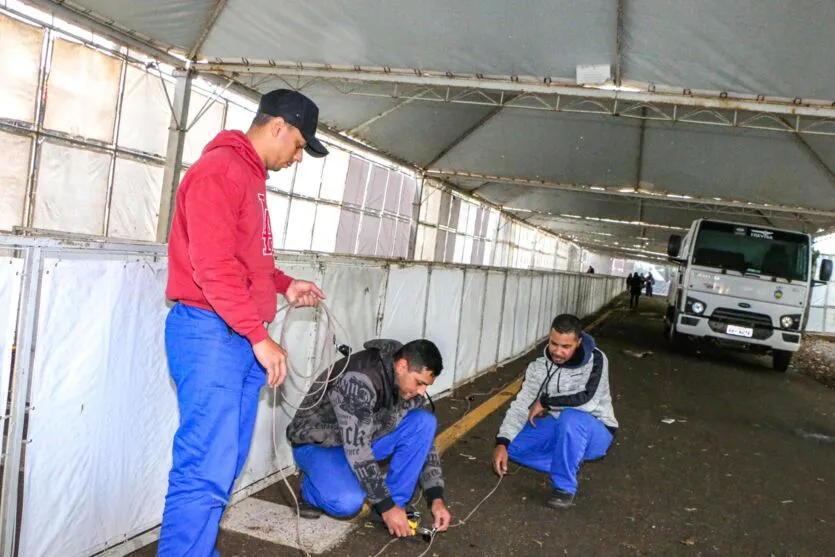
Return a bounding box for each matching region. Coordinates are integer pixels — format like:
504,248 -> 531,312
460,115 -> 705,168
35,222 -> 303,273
293,410 -> 437,517
158,304 -> 266,557
508,409 -> 613,495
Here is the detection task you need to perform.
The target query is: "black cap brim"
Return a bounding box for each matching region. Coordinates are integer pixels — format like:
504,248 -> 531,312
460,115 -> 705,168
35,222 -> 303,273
304,134 -> 328,158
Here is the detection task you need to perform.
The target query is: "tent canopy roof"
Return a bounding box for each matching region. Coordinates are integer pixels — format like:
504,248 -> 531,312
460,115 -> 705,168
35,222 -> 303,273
28,0 -> 835,257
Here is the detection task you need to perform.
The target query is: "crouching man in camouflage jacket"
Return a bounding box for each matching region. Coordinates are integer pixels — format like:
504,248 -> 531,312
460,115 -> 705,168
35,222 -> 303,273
492,314 -> 618,509
286,339 -> 452,537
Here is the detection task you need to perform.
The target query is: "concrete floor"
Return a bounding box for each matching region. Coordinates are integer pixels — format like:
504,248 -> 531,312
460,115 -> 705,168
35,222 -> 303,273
132,296 -> 835,556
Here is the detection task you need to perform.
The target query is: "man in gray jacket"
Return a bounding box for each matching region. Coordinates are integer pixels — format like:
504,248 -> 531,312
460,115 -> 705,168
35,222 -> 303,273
492,314 -> 618,508
286,339 -> 452,537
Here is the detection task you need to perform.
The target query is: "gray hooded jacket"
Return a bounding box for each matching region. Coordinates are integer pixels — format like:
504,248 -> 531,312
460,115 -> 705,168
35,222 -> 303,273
496,333 -> 618,446
286,339 -> 444,514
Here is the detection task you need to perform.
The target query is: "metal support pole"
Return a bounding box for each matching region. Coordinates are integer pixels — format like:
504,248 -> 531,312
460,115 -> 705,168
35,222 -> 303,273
156,70 -> 193,243
1,247 -> 44,556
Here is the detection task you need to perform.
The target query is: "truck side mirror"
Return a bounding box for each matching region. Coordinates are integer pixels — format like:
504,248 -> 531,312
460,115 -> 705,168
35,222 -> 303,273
667,234 -> 682,258
821,259 -> 833,282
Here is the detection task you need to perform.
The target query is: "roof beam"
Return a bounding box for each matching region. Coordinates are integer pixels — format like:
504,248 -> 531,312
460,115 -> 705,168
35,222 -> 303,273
424,99 -> 513,167
505,207 -> 686,232
348,94 -> 424,135
426,169 -> 835,221
784,118 -> 835,190
187,0 -> 228,60
201,62 -> 835,120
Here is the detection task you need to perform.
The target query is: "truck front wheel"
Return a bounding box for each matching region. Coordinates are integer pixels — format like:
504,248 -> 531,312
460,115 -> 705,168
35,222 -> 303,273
772,350 -> 792,372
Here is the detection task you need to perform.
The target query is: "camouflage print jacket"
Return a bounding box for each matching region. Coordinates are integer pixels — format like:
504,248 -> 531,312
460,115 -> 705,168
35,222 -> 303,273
286,339 -> 444,514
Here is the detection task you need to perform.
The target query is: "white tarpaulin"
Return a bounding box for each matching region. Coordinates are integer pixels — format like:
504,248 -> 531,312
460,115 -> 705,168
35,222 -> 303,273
108,158 -> 165,241
477,271 -> 505,372
0,13 -> 43,123
513,276 -> 531,354
320,265 -> 387,350
424,268 -> 463,396
20,257 -> 174,557
381,266 -> 429,342
33,142 -> 110,235
454,270 -> 487,385
0,131 -> 32,232
528,275 -> 543,343
0,256 -> 23,432
499,274 -> 518,362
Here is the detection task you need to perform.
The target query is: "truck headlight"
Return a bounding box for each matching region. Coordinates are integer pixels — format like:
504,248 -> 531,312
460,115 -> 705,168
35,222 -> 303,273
686,297 -> 706,315
780,315 -> 800,330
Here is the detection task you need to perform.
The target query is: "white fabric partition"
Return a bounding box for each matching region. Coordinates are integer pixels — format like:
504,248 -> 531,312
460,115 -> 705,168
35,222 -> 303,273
20,258 -> 174,557
477,271 -> 505,372
513,276 -> 531,355
6,236 -> 624,557
381,266 -> 429,341
455,270 -> 487,385
0,257 -> 23,432
499,274 -> 518,362
424,269 -> 464,396
529,275 -> 543,344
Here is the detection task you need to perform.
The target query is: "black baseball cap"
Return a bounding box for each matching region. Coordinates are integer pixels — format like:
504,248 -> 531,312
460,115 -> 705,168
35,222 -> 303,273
257,89 -> 328,158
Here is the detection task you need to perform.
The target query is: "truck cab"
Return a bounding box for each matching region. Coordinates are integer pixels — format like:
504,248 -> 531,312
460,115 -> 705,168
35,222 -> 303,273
665,219 -> 833,371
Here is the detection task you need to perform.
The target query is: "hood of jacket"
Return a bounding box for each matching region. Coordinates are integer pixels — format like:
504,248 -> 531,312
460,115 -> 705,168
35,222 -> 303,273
201,130 -> 267,180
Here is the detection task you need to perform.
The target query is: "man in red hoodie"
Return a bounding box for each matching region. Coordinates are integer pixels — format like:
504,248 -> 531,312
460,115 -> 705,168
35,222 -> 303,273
159,89 -> 328,557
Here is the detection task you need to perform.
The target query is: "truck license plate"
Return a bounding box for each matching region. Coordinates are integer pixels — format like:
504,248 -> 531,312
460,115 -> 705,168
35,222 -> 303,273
726,324 -> 754,338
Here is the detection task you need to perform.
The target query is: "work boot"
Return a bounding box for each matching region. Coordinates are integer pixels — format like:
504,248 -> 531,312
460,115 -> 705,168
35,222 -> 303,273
547,488 -> 575,509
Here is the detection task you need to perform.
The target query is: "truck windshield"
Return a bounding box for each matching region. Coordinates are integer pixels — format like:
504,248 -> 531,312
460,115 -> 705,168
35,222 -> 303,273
692,221 -> 809,281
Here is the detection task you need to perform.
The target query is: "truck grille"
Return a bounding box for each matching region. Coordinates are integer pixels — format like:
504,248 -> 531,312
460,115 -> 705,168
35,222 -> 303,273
708,308 -> 773,340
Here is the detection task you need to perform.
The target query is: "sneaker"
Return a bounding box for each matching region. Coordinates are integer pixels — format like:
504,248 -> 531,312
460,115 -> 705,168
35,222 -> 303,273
547,489 -> 575,509
297,498 -> 323,519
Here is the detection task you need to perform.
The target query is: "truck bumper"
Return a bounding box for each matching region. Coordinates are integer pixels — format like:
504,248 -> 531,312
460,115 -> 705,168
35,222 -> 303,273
675,314 -> 801,352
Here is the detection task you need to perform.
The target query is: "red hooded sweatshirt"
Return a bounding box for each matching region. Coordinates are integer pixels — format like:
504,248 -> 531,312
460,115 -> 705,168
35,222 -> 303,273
166,130 -> 293,345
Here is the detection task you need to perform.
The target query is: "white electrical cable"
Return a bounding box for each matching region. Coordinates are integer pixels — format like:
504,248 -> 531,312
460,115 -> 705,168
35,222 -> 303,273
270,301 -> 352,557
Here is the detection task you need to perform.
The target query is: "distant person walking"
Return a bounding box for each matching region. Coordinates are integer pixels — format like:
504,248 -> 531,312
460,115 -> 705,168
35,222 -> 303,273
629,272 -> 643,309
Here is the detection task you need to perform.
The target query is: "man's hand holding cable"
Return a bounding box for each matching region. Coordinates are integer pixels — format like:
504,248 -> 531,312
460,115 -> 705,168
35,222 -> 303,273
431,499 -> 452,532
285,279 -> 326,308
381,505 -> 412,538
252,336 -> 287,388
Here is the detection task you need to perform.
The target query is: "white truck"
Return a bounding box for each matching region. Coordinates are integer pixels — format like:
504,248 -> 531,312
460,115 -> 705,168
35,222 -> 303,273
665,219 -> 833,371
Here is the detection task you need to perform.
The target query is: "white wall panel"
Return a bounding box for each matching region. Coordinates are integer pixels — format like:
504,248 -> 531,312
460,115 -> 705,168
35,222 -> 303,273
381,266 -> 429,342
477,271 -> 505,372
528,274 -> 543,344
513,275 -> 531,354
20,258 -> 173,557
455,270 -> 487,385
498,274 -> 518,362
424,268 -> 464,396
